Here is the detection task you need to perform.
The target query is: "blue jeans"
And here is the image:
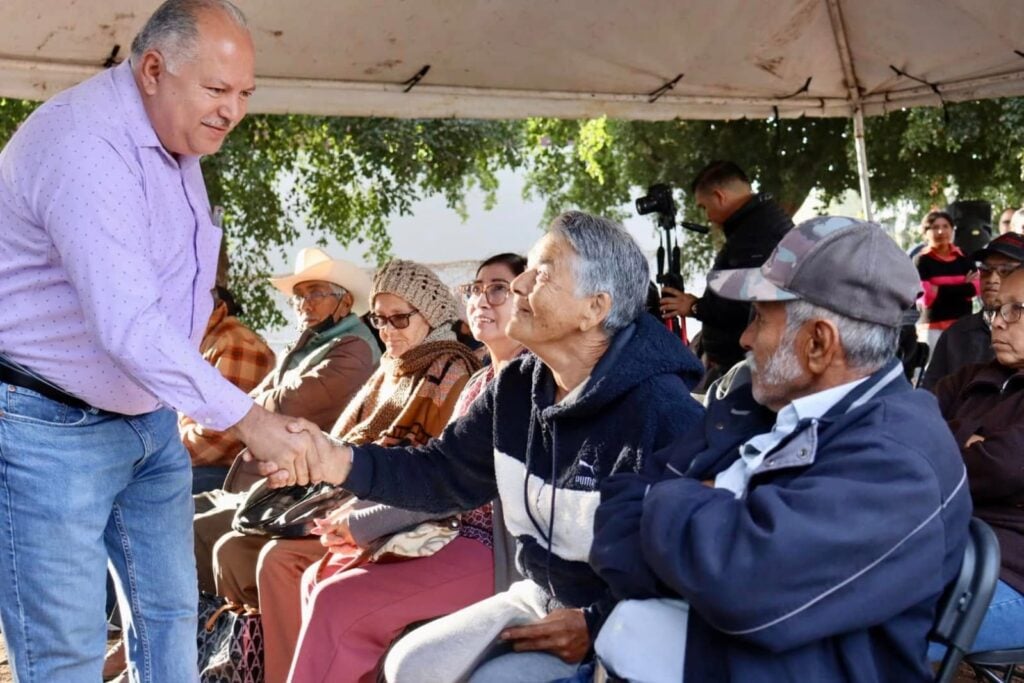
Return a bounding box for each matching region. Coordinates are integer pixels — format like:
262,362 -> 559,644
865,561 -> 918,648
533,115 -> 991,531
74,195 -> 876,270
971,579 -> 1024,652
928,579 -> 1024,661
0,384 -> 198,683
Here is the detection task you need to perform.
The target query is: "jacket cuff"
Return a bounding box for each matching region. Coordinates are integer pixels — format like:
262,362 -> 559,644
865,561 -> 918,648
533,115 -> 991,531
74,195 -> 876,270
343,445 -> 373,497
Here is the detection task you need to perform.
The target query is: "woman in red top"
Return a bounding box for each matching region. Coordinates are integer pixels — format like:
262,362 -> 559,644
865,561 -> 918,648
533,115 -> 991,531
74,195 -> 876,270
913,210 -> 978,349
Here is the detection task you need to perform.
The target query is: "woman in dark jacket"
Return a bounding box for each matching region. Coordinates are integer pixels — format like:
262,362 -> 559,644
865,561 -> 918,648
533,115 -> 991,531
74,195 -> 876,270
934,266 -> 1024,655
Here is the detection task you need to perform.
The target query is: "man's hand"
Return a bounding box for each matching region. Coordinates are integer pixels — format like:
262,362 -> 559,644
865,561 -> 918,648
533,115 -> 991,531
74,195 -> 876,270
965,433 -> 986,448
660,287 -> 698,318
284,419 -> 354,487
231,405 -> 316,487
499,608 -> 590,663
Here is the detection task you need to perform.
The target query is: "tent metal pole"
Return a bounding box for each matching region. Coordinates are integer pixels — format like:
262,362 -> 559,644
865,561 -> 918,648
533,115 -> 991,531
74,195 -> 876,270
852,106 -> 874,222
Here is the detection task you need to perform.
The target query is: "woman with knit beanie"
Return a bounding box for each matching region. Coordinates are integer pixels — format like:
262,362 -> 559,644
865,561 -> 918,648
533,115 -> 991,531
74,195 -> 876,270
213,259 -> 482,683
288,253 -> 528,683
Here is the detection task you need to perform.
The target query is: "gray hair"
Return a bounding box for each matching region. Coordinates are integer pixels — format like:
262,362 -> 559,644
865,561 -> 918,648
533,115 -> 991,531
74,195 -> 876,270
783,300 -> 898,373
549,211 -> 649,334
130,0 -> 248,72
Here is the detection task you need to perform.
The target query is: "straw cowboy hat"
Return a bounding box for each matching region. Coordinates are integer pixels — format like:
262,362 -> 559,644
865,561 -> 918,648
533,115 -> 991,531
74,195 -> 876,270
269,248 -> 373,315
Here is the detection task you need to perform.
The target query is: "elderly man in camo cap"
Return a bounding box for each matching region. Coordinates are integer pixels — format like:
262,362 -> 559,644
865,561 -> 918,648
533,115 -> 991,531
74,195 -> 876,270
581,216 -> 972,683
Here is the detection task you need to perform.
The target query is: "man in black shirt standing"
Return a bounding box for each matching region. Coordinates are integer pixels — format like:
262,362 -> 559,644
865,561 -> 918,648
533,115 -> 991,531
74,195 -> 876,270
660,161 -> 793,383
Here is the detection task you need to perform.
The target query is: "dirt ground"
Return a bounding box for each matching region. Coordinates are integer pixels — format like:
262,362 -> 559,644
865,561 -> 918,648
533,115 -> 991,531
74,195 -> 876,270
0,636 -> 10,683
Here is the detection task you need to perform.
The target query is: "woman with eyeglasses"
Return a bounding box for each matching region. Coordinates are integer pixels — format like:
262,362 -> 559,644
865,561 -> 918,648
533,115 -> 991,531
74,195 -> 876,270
213,259 -> 482,683
913,210 -> 979,349
277,212 -> 705,683
285,253 -> 529,683
931,266 -> 1024,659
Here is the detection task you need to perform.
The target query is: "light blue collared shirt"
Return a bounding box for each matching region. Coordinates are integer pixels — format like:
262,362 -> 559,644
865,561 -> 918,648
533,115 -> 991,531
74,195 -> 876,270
714,377 -> 869,497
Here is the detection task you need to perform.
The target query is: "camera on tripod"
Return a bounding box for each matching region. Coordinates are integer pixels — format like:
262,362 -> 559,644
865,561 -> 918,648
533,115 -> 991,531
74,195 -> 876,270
636,184 -> 686,289
635,184 -> 677,230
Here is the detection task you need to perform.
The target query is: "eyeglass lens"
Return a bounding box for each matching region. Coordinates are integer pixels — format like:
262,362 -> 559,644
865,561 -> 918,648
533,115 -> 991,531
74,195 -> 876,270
977,262 -> 1020,277
461,282 -> 510,306
369,311 -> 417,329
289,291 -> 339,307
995,303 -> 1024,324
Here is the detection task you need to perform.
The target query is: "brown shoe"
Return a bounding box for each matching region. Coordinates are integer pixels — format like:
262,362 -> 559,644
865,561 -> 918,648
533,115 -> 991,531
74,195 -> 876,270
102,639 -> 127,681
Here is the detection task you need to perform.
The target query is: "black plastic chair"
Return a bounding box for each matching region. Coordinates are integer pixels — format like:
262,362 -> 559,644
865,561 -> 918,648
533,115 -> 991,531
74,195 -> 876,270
966,648 -> 1024,682
931,518 -> 1002,683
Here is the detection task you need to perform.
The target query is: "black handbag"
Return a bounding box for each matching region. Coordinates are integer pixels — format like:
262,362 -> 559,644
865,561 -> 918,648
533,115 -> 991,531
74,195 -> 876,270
230,479 -> 351,539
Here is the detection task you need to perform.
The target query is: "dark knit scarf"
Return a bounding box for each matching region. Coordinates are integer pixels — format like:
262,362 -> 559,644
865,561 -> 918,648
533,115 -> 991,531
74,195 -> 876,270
333,338 -> 481,446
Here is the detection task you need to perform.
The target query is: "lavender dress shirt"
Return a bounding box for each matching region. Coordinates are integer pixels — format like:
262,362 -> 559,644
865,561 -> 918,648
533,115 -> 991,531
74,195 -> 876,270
0,62 -> 252,430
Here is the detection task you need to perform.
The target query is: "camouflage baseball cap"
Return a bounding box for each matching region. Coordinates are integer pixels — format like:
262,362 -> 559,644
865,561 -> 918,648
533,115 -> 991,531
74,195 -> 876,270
707,216 -> 919,327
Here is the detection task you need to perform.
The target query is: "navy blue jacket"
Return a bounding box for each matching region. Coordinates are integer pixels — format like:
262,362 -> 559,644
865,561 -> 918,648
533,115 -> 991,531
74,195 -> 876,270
344,313 -> 705,636
590,359 -> 972,682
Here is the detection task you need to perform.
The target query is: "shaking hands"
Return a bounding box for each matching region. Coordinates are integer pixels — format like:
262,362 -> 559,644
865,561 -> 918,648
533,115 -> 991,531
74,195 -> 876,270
231,405 -> 353,488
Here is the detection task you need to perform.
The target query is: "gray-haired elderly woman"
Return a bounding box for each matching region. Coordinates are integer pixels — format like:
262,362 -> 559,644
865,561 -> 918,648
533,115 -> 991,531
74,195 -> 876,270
275,211 -> 706,682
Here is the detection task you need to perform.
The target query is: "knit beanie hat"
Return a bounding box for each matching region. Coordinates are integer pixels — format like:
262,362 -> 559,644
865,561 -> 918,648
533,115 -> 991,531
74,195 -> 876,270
370,259 -> 459,329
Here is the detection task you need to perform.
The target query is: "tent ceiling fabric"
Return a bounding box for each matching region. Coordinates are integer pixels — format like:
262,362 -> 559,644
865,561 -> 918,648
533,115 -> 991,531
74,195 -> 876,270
1,0 -> 1023,120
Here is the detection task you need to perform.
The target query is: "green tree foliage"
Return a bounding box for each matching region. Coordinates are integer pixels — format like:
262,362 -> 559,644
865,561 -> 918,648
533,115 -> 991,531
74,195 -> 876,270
523,99 -> 1024,280
865,99 -> 1024,210
203,116 -> 524,329
1,95 -> 1023,327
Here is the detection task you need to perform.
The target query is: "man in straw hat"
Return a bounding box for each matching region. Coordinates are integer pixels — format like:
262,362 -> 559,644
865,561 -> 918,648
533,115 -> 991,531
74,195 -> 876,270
188,247 -> 378,489
579,216 -> 971,683
193,247 -> 380,594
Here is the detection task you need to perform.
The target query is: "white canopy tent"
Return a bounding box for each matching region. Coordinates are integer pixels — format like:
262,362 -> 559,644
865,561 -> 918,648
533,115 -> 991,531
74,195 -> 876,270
3,0 -> 1024,218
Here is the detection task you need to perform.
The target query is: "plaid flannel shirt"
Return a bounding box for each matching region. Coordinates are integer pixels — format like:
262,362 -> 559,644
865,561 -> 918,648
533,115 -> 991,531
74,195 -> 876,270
179,303 -> 276,467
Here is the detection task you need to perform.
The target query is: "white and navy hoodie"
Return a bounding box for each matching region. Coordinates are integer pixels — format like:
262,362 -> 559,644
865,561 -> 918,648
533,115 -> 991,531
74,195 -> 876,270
344,313 -> 705,636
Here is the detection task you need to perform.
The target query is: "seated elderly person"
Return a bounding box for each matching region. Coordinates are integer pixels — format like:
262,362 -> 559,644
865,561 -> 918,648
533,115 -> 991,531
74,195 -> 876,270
921,233 -> 1024,391
572,217 -> 971,683
933,266 -> 1024,655
215,259 -> 482,683
192,247 -> 379,589
274,211 -> 706,682
287,253 -> 528,683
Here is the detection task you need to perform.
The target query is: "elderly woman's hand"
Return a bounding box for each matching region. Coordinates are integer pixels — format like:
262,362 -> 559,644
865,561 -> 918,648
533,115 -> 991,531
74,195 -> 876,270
311,514 -> 355,552
499,608 -> 590,663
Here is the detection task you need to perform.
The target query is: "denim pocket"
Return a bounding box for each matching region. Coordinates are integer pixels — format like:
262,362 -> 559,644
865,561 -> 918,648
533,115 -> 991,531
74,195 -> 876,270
1,384 -> 90,427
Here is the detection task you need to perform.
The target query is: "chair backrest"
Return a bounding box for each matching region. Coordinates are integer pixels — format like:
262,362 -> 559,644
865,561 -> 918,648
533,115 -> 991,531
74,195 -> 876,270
931,518 -> 1002,683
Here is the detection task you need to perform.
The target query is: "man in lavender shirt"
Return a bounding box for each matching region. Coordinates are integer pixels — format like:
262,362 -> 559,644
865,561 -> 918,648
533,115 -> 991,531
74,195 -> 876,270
0,2 -> 321,681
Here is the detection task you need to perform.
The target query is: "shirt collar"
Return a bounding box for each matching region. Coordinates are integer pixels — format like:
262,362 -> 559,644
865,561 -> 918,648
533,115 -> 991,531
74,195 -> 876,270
739,376 -> 869,461
111,61 -> 165,150
920,244 -> 966,260
112,62 -> 201,170
785,376 -> 870,424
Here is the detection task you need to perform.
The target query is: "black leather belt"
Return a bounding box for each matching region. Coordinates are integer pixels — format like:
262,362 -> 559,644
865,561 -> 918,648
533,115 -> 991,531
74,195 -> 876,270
0,362 -> 91,411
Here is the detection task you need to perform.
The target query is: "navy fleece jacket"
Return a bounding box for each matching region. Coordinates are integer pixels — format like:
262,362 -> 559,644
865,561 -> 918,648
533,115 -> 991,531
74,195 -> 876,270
591,360 -> 972,682
343,313 -> 705,637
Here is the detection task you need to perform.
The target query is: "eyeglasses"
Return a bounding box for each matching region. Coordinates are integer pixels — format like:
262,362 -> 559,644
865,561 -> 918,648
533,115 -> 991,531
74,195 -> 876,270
288,290 -> 343,308
976,262 -> 1021,278
368,310 -> 420,330
456,282 -> 511,306
986,302 -> 1024,325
